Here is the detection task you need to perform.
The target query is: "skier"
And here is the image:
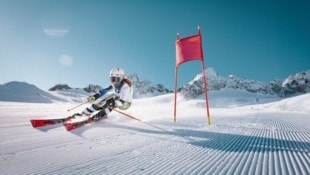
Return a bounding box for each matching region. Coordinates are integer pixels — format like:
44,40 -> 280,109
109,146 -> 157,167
73,67 -> 133,122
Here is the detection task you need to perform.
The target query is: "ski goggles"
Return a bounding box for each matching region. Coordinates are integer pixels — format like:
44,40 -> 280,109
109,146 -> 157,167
110,76 -> 121,83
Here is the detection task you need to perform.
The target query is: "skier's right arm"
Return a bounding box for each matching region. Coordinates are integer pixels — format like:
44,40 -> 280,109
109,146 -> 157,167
87,93 -> 100,103
99,85 -> 113,96
87,86 -> 113,103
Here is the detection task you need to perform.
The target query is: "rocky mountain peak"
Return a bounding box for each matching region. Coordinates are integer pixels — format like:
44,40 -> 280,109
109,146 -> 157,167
48,84 -> 72,91
180,68 -> 310,98
127,73 -> 172,98
83,84 -> 102,93
281,70 -> 310,96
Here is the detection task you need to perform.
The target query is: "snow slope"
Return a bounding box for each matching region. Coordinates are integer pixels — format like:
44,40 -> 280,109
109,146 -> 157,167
261,93 -> 310,113
0,94 -> 309,174
0,81 -> 65,103
206,88 -> 281,108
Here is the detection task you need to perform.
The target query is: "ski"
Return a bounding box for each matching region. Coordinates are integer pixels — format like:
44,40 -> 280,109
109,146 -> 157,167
30,117 -> 73,128
63,118 -> 94,131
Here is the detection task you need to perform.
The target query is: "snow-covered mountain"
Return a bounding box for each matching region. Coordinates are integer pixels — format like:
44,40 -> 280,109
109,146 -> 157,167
127,73 -> 172,98
48,84 -> 95,103
180,68 -> 310,99
0,74 -> 173,103
49,88 -> 91,103
1,69 -> 309,104
281,70 -> 310,96
48,84 -> 72,91
83,84 -> 102,93
47,74 -> 172,100
0,81 -> 65,103
49,84 -> 103,94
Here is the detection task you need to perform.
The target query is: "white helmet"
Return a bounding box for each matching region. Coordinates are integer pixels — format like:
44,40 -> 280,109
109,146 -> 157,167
109,67 -> 124,84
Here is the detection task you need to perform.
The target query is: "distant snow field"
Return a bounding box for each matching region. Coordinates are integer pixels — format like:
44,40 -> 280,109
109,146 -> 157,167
0,94 -> 309,175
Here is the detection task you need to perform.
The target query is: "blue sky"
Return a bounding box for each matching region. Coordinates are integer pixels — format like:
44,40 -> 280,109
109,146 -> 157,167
1,0 -> 309,90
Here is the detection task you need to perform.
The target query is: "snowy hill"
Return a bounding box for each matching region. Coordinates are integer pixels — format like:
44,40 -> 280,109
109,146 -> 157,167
261,93 -> 310,113
0,81 -> 65,103
180,68 -> 310,99
0,93 -> 309,174
207,88 -> 280,108
0,82 -> 92,103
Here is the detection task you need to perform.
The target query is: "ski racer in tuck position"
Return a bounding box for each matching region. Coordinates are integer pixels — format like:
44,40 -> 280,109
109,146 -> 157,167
73,67 -> 133,122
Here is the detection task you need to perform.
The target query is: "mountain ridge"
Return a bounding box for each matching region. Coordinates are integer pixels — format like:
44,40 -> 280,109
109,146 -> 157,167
0,68 -> 309,103
180,68 -> 310,99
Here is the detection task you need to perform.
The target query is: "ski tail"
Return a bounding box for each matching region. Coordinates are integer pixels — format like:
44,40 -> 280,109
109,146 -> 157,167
30,117 -> 72,128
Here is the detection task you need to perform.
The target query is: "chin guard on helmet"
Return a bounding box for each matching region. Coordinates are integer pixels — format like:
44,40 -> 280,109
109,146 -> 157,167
110,67 -> 124,84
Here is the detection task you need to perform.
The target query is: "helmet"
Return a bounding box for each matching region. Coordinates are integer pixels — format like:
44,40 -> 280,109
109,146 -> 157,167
109,67 -> 124,84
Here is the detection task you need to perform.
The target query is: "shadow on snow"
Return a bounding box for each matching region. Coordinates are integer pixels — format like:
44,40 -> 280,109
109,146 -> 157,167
105,122 -> 309,153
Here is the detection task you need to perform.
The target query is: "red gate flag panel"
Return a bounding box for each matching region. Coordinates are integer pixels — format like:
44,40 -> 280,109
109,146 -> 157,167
176,34 -> 203,66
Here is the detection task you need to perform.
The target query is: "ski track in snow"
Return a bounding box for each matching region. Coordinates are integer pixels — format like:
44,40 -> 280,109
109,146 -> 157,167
0,101 -> 309,175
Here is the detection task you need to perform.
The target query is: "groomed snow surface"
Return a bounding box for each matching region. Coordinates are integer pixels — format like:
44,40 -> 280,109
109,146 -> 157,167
0,94 -> 309,175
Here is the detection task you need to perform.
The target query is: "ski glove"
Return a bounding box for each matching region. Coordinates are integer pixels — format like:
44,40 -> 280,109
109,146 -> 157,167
87,96 -> 96,103
94,97 -> 115,109
87,93 -> 101,103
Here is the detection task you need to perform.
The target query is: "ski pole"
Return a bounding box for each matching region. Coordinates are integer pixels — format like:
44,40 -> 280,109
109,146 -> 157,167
114,109 -> 141,122
67,101 -> 89,112
114,109 -> 168,131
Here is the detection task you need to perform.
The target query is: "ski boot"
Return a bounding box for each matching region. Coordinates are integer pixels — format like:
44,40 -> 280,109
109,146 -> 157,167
91,110 -> 108,122
71,113 -> 83,118
71,113 -> 91,120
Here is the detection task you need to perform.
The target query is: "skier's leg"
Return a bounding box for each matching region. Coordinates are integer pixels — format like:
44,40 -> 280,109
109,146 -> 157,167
91,98 -> 115,122
72,103 -> 102,118
91,108 -> 110,122
82,103 -> 102,116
